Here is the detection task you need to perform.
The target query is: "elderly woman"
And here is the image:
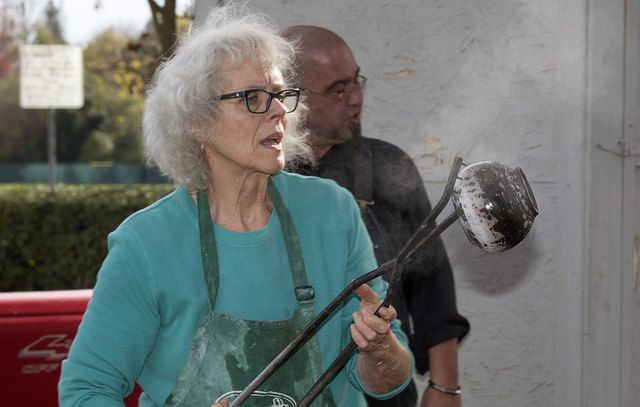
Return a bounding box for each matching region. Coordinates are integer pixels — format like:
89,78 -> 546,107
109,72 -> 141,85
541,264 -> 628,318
58,6 -> 412,407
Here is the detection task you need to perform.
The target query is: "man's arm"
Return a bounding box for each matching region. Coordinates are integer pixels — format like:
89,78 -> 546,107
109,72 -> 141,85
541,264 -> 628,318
421,338 -> 461,407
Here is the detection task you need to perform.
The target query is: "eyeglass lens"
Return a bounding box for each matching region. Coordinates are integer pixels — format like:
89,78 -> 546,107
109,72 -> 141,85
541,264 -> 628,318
246,90 -> 299,113
309,75 -> 367,102
342,75 -> 367,97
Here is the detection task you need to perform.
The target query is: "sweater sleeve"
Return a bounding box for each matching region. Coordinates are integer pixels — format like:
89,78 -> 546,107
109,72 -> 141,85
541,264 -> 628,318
58,226 -> 160,406
340,194 -> 414,399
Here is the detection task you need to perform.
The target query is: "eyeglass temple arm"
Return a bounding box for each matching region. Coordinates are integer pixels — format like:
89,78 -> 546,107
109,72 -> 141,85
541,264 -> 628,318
229,156 -> 463,407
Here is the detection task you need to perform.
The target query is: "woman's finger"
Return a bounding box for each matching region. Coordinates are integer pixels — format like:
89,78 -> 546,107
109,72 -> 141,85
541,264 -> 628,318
377,305 -> 397,322
355,307 -> 390,335
352,310 -> 379,340
350,322 -> 370,349
353,284 -> 380,307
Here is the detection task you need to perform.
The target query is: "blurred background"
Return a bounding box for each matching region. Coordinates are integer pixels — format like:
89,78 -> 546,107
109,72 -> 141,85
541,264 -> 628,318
0,0 -> 192,174
1,0 -> 639,406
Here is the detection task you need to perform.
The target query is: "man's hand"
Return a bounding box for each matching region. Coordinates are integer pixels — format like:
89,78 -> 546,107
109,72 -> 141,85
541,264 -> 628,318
210,399 -> 229,407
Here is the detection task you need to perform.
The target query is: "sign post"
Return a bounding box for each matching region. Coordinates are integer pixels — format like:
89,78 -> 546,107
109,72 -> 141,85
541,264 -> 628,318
20,45 -> 84,193
47,109 -> 56,193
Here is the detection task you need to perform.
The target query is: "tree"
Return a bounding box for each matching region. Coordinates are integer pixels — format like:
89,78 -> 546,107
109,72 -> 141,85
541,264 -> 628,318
147,0 -> 176,57
0,70 -> 48,161
0,3 -> 146,163
0,0 -> 65,162
0,1 -> 194,164
35,0 -> 63,44
0,0 -> 21,76
79,29 -> 149,162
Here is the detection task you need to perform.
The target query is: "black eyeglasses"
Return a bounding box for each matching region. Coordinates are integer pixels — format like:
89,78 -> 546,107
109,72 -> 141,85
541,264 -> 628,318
302,75 -> 367,102
213,88 -> 301,114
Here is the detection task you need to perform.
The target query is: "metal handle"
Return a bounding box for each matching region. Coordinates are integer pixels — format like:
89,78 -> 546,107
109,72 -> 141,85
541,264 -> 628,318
295,212 -> 458,407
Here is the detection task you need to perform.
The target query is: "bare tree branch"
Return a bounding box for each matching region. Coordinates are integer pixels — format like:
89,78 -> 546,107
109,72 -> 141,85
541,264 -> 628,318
146,0 -> 176,56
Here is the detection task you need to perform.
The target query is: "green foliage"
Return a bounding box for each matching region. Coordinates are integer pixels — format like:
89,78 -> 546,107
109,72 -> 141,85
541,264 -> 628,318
0,183 -> 174,292
81,30 -> 150,163
0,31 -> 148,164
0,2 -> 194,165
0,71 -> 48,161
35,0 -> 65,45
79,131 -> 114,161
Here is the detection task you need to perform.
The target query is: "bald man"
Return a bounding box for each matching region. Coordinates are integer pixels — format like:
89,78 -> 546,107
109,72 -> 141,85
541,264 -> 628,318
284,26 -> 470,407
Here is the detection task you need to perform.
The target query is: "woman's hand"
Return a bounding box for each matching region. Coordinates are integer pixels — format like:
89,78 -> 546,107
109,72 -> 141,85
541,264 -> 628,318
351,284 -> 412,394
350,284 -> 396,352
210,399 -> 229,407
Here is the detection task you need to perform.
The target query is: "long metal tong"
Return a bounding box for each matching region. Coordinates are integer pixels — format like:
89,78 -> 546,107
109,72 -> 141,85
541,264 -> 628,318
228,157 -> 464,407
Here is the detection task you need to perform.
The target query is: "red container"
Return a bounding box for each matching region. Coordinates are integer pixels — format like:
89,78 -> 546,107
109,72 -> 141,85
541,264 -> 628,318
0,290 -> 141,406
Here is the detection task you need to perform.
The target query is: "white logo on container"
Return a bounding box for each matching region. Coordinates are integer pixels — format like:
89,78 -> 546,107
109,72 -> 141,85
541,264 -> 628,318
18,334 -> 71,361
216,390 -> 296,406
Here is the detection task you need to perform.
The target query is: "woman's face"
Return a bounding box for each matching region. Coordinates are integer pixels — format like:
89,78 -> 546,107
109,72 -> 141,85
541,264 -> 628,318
207,62 -> 289,178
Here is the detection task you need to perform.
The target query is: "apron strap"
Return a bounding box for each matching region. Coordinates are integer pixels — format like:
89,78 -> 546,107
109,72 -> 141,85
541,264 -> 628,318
197,189 -> 219,310
267,177 -> 315,303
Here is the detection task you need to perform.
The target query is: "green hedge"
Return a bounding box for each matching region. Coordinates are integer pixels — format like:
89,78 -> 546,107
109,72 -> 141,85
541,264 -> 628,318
0,184 -> 174,292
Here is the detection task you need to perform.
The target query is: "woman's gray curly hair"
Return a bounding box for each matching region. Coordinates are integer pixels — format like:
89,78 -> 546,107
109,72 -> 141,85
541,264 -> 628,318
143,4 -> 311,190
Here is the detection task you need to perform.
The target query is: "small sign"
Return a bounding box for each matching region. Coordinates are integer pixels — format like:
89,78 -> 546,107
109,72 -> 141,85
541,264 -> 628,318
19,44 -> 84,109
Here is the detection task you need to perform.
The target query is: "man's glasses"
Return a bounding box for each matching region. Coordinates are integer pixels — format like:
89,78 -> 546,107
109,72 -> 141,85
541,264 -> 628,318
303,75 -> 367,102
213,88 -> 301,114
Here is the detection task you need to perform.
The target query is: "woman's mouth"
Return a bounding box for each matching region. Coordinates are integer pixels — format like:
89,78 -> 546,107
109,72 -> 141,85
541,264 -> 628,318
260,133 -> 284,150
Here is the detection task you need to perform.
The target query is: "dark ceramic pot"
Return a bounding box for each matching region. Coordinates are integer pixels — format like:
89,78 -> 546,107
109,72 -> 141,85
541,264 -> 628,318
452,161 -> 538,252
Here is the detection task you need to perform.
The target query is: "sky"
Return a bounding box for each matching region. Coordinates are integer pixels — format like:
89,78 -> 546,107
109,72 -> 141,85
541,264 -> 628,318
26,0 -> 192,45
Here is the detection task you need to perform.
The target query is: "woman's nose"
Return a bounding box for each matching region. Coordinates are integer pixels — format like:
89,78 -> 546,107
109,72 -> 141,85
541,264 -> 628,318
268,97 -> 287,118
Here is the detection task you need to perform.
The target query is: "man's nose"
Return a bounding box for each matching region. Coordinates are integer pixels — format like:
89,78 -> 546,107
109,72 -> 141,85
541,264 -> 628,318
346,86 -> 363,106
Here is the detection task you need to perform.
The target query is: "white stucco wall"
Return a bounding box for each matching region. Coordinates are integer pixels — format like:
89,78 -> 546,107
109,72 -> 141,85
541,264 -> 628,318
194,1 -> 637,406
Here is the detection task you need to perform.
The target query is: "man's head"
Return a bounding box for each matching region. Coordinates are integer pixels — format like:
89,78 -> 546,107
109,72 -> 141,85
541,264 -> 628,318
282,26 -> 364,160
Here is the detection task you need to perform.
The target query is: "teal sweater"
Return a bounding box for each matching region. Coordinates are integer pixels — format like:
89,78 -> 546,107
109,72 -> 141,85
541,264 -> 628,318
59,172 -> 412,406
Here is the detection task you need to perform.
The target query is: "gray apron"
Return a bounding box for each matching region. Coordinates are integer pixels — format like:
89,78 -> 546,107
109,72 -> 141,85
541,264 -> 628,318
164,178 -> 337,407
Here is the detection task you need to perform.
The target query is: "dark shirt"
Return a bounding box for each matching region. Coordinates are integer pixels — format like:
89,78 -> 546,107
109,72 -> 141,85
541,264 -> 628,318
293,137 -> 470,406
